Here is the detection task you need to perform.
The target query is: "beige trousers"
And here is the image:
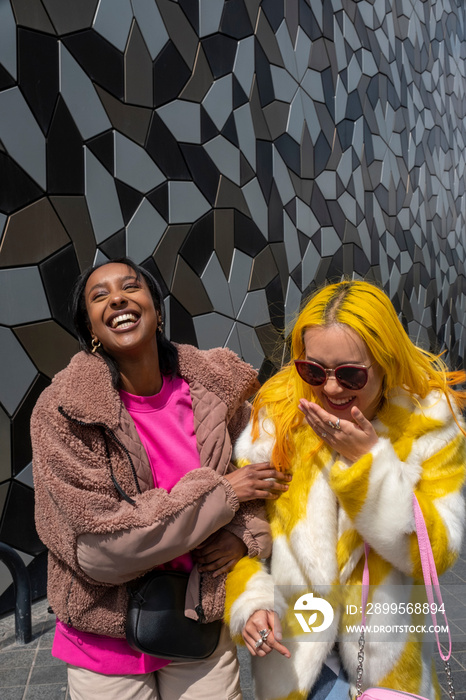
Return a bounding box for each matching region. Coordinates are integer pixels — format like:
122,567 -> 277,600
67,626 -> 242,700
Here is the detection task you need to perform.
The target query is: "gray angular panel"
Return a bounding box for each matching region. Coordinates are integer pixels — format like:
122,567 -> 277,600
0,0 -> 17,79
0,267 -> 49,325
300,90 -> 321,142
241,178 -> 268,237
202,75 -> 233,130
338,192 -> 357,225
193,313 -> 234,350
295,27 -> 311,82
234,104 -> 256,170
85,148 -> 124,244
0,88 -> 46,189
316,171 -> 337,200
204,136 -> 240,185
287,90 -> 306,143
236,321 -> 265,369
270,65 -> 298,103
114,132 -> 164,192
225,322 -> 242,357
300,69 -> 325,103
60,45 -> 112,140
228,248 -> 253,315
285,275 -> 302,329
272,147 -> 295,205
334,75 -> 347,124
126,198 -> 166,261
93,0 -> 133,51
275,20 -> 298,80
132,0 -> 169,60
199,0 -> 223,38
296,198 -> 319,237
283,212 -> 301,271
93,249 -> 110,265
233,36 -> 255,97
124,18 -> 153,107
238,289 -> 270,326
156,101 -> 201,143
302,240 -> 320,290
0,327 -> 37,416
41,0 -> 98,34
15,463 -> 34,488
201,253 -> 234,316
168,182 -> 210,224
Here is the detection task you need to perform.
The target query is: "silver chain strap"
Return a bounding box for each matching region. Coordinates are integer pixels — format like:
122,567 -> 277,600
355,631 -> 365,697
444,660 -> 456,700
355,628 -> 456,699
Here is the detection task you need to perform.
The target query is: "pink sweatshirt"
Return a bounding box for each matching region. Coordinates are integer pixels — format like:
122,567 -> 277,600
52,374 -> 201,674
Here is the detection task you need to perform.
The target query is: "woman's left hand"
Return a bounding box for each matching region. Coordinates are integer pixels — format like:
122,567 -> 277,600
298,400 -> 378,462
192,529 -> 247,577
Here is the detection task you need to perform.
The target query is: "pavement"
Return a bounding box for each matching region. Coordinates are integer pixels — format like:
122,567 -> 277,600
0,549 -> 465,699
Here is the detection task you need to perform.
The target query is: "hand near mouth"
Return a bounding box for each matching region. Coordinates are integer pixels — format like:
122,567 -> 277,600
298,400 -> 378,462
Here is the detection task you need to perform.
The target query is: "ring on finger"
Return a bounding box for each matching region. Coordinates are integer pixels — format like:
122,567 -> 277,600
255,637 -> 264,649
321,431 -> 327,438
335,418 -> 341,430
259,628 -> 270,642
327,420 -> 335,428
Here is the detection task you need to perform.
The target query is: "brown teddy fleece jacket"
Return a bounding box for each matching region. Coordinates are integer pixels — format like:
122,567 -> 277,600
31,344 -> 270,638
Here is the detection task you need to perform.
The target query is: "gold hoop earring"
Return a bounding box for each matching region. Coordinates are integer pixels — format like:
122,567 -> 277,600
91,338 -> 102,353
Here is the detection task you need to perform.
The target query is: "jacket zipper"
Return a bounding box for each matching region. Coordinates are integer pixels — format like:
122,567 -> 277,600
58,406 -> 140,504
195,572 -> 206,623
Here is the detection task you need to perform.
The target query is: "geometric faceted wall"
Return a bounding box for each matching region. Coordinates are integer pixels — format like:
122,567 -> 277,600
1,0 -> 466,607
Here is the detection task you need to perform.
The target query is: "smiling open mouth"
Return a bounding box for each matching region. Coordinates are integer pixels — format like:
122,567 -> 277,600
109,313 -> 140,329
325,396 -> 355,409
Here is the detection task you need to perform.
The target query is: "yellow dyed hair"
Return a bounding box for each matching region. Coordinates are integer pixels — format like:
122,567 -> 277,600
251,280 -> 466,472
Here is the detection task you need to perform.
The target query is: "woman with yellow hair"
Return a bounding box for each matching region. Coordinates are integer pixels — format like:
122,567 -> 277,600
225,280 -> 466,699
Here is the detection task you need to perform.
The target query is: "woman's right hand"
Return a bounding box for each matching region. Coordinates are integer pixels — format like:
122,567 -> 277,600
242,609 -> 291,658
225,463 -> 291,502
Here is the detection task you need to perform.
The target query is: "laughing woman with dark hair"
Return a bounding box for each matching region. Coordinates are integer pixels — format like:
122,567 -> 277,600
31,257 -> 290,700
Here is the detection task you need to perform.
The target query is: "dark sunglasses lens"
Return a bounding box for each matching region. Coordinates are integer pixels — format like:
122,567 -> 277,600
336,366 -> 368,390
295,361 -> 326,386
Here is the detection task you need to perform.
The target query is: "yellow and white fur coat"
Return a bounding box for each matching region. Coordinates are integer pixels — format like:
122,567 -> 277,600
225,389 -> 465,700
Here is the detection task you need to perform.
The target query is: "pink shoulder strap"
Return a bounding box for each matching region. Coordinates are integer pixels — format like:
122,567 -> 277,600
361,492 -> 451,661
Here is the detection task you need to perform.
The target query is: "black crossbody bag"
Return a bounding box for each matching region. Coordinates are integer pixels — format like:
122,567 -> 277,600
126,570 -> 222,661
